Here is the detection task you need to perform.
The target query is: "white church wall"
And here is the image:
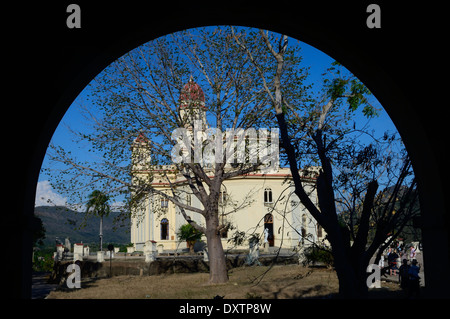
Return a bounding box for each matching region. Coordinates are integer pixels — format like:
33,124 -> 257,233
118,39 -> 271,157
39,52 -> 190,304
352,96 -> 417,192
130,170 -> 323,252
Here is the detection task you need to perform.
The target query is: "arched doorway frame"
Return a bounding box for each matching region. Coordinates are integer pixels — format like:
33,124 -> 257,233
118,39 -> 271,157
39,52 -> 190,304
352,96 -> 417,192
18,3 -> 449,298
264,213 -> 274,247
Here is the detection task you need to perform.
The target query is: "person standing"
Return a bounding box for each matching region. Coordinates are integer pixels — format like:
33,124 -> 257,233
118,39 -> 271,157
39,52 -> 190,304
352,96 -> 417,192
408,259 -> 420,298
388,249 -> 399,275
409,246 -> 416,262
398,259 -> 409,291
397,242 -> 403,258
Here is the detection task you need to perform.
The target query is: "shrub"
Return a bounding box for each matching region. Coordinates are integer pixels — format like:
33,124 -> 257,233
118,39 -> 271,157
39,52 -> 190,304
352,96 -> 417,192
32,249 -> 54,272
301,245 -> 334,268
177,224 -> 203,252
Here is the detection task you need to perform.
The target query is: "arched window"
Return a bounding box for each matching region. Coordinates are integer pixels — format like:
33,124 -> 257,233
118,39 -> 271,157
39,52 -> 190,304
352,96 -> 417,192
264,213 -> 274,246
161,197 -> 169,208
264,213 -> 273,224
219,190 -> 227,205
160,218 -> 169,240
264,188 -> 272,204
317,224 -> 323,238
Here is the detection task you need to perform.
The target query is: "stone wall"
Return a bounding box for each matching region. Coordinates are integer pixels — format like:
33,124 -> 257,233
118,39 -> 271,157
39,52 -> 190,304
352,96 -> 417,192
50,255 -> 297,287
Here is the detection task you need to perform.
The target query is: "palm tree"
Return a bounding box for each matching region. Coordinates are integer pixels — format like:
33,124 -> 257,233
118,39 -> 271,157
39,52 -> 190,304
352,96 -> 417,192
177,223 -> 203,253
86,190 -> 110,252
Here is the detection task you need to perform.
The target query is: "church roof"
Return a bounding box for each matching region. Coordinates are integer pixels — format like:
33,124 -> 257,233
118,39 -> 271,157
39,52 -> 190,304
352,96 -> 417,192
134,131 -> 149,144
179,76 -> 207,109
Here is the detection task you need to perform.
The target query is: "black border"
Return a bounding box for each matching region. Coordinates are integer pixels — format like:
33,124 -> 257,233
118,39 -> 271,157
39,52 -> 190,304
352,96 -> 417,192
8,0 -> 449,308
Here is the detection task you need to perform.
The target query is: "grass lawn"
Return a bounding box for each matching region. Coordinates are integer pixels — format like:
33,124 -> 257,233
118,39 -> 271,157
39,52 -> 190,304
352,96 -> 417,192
46,264 -> 403,299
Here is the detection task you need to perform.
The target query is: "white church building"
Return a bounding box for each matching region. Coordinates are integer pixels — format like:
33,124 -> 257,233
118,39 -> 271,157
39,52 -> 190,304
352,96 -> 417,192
130,79 -> 326,252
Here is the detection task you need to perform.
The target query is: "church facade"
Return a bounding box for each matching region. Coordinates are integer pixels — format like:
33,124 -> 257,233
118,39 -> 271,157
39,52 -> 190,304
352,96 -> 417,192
130,79 -> 326,252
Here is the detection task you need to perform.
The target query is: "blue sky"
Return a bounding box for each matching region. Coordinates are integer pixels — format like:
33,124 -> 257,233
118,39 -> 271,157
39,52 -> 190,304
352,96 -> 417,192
36,27 -> 399,206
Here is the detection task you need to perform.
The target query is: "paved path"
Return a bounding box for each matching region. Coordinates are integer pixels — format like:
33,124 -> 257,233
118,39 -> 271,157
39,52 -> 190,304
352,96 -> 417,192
31,272 -> 58,299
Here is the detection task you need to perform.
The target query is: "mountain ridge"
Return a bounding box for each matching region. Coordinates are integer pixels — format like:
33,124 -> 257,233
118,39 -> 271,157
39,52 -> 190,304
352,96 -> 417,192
34,205 -> 131,247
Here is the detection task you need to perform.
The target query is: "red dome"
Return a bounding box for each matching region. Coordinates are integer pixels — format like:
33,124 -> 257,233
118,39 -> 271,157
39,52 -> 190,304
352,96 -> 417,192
135,132 -> 149,144
180,77 -> 205,104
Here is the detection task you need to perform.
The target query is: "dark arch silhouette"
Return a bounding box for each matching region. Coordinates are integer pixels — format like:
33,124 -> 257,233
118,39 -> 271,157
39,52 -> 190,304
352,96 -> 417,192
15,3 -> 449,299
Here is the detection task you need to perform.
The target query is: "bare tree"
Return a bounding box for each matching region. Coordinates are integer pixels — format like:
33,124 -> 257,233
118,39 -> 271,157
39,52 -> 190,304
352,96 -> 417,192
234,29 -> 419,297
45,26 -> 308,284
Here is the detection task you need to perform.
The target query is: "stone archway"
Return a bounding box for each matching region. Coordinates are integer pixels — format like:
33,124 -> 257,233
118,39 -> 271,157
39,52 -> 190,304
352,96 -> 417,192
17,3 -> 449,298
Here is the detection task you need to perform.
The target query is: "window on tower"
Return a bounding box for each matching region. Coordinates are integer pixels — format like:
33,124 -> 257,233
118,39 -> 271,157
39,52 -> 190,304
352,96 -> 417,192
161,197 -> 169,208
264,188 -> 273,204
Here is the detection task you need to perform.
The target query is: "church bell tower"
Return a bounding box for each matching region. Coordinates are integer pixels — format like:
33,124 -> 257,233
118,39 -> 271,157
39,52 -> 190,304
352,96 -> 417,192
178,76 -> 207,129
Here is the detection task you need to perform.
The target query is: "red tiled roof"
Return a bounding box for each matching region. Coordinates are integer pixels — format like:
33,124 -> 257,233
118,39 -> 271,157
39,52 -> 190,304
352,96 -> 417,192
179,77 -> 206,108
135,132 -> 149,143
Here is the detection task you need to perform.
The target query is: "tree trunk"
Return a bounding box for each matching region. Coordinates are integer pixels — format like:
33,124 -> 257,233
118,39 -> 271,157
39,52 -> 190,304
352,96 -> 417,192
325,232 -> 357,297
334,260 -> 360,298
332,244 -> 372,297
187,241 -> 195,253
205,213 -> 228,284
99,216 -> 103,252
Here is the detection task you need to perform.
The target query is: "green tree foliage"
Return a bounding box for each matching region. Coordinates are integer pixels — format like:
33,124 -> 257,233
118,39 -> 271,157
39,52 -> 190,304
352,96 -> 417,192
31,214 -> 46,247
177,223 -> 203,253
236,29 -> 419,297
177,223 -> 203,243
